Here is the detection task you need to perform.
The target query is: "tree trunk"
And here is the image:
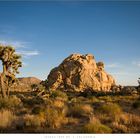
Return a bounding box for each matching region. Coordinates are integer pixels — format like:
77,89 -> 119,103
0,65 -> 7,98
7,83 -> 10,97
0,73 -> 6,98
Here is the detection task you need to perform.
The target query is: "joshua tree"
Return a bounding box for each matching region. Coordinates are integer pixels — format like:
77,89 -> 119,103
0,45 -> 22,98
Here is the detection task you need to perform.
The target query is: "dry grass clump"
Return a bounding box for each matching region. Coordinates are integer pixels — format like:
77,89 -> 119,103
82,116 -> 112,133
89,96 -> 99,103
81,104 -> 93,115
120,113 -> 140,127
68,103 -> 93,118
0,96 -> 22,110
111,122 -> 128,133
23,114 -> 44,128
111,113 -> 140,133
67,117 -> 79,125
45,106 -> 68,129
53,98 -> 65,108
96,103 -> 122,122
50,90 -> 68,101
71,96 -> 90,104
100,96 -> 113,102
0,110 -> 15,129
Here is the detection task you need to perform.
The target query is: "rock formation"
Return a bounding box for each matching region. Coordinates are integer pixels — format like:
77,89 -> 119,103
47,53 -> 115,92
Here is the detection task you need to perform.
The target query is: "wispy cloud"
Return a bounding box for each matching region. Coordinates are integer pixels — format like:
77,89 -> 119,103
17,50 -> 39,57
0,40 -> 39,57
106,63 -> 121,68
132,61 -> 140,67
0,40 -> 28,48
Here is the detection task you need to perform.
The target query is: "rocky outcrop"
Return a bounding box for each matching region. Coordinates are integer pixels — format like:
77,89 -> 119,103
121,86 -> 138,94
46,53 -> 115,92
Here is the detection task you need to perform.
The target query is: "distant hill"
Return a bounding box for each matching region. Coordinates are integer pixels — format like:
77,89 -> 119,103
18,77 -> 41,85
11,77 -> 41,92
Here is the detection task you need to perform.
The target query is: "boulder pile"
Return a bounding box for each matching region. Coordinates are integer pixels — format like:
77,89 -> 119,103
47,53 -> 115,92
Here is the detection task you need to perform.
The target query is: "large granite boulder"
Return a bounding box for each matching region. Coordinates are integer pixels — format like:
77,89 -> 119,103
47,53 -> 115,92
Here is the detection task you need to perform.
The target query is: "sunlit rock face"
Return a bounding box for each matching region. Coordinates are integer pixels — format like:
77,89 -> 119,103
47,53 -> 115,92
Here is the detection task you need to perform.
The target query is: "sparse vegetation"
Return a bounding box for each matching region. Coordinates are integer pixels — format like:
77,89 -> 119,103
133,101 -> 140,109
68,103 -> 93,118
0,87 -> 139,133
0,91 -> 139,133
0,110 -> 15,129
82,117 -> 112,133
50,90 -> 68,101
45,106 -> 68,129
23,114 -> 43,128
0,95 -> 22,110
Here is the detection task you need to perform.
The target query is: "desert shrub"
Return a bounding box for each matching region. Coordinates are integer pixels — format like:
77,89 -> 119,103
97,103 -> 122,122
70,96 -> 89,104
123,114 -> 140,127
24,114 -> 44,128
0,110 -> 15,129
112,113 -> 140,133
81,104 -> 93,115
70,97 -> 77,103
0,95 -> 22,110
82,117 -> 112,133
17,108 -> 29,115
121,87 -> 137,95
53,98 -> 65,108
22,96 -> 44,106
89,96 -> 99,103
68,103 -> 93,118
132,100 -> 140,109
111,122 -> 128,133
13,117 -> 25,130
67,117 -> 79,125
32,106 -> 44,115
76,96 -> 88,102
98,96 -> 112,102
81,92 -> 94,97
50,90 -> 68,101
45,106 -> 68,128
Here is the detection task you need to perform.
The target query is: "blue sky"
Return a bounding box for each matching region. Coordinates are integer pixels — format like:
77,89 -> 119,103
0,1 -> 140,85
